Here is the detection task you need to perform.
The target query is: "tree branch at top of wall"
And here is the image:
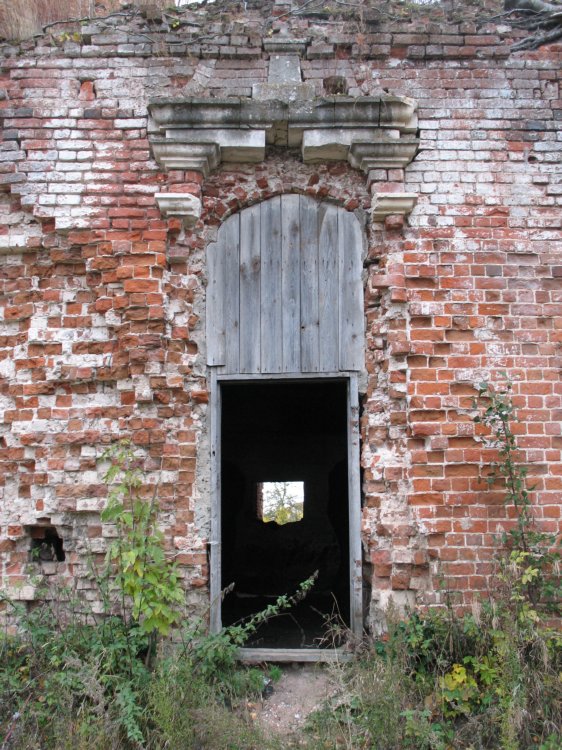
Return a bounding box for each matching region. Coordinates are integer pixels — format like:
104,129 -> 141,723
502,0 -> 562,50
1,0 -> 561,54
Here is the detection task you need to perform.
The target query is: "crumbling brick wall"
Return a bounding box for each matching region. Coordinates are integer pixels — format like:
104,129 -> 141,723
0,0 -> 560,629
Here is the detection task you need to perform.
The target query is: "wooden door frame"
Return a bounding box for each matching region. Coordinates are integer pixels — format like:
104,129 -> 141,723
209,370 -> 363,658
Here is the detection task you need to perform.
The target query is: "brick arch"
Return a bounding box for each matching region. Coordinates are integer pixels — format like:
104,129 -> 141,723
192,156 -> 372,231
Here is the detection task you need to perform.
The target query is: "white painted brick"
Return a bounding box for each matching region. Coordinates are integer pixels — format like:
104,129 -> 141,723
57,140 -> 92,149
114,118 -> 146,128
57,162 -> 91,171
47,183 -> 85,193
38,194 -> 57,205
56,195 -> 81,205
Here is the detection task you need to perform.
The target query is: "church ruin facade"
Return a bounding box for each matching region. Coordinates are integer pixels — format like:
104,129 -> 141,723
0,0 -> 560,655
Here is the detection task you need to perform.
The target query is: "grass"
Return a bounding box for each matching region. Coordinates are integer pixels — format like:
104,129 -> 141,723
0,0 -> 94,40
299,603 -> 561,750
1,594 -> 559,749
1,386 -> 559,749
0,0 -> 176,41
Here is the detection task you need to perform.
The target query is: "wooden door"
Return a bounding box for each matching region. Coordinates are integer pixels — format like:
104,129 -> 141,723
206,195 -> 364,375
207,196 -> 365,651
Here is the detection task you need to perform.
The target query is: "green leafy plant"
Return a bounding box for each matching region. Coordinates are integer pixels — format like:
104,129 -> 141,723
474,379 -> 561,615
182,573 -> 318,696
100,440 -> 184,638
439,662 -> 480,717
304,599 -> 560,749
268,664 -> 283,683
300,380 -> 561,749
0,589 -> 151,748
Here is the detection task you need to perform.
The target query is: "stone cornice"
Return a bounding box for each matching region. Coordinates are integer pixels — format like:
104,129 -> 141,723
371,192 -> 418,222
149,96 -> 418,134
154,193 -> 202,226
148,95 -> 419,175
262,38 -> 309,54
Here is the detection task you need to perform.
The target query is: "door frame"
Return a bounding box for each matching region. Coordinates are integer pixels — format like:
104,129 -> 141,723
209,370 -> 362,656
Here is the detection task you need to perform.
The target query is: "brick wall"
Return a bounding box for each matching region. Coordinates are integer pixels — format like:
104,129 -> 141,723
0,0 -> 560,627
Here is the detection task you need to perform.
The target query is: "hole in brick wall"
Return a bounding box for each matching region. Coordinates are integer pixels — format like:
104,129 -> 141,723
323,75 -> 348,95
28,525 -> 65,562
335,44 -> 352,60
528,154 -> 538,163
79,80 -> 96,101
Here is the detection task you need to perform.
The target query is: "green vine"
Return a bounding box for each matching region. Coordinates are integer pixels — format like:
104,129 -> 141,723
473,379 -> 561,616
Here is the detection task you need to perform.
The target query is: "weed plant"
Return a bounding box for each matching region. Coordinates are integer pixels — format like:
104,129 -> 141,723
0,441 -> 299,749
1,384 -> 560,749
300,380 -> 561,750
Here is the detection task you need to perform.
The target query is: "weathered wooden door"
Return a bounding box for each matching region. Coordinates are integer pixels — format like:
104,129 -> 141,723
207,195 -> 364,655
206,194 -> 364,374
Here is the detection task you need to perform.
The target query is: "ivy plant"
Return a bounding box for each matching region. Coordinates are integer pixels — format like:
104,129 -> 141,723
473,379 -> 561,616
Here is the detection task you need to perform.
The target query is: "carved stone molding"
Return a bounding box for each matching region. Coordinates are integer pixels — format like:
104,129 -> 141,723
303,132 -> 419,170
348,139 -> 420,172
371,192 -> 418,222
262,38 -> 309,54
151,140 -> 220,176
148,95 -> 419,176
154,193 -> 202,227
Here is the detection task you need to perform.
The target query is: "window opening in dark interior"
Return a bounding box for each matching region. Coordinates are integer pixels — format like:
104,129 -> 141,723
257,481 -> 305,525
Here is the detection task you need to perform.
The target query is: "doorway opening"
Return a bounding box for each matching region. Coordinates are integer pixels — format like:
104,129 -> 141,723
220,379 -> 350,650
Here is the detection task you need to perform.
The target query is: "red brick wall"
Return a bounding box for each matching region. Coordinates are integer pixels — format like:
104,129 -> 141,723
0,0 -> 560,624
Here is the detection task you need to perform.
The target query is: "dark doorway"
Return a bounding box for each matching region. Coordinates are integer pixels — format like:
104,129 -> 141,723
220,380 -> 350,649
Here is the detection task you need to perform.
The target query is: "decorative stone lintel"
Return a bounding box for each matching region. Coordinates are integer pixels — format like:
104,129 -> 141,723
155,193 -> 202,227
151,131 -> 265,173
149,96 -> 418,141
371,192 -> 418,222
302,131 -> 419,172
148,95 -> 420,177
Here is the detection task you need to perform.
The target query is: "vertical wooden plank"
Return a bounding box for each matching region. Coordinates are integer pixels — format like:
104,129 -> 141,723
223,213 -> 240,374
239,204 -> 261,373
338,211 -> 365,372
206,241 -> 225,366
260,197 -> 283,373
281,194 -> 301,372
209,370 -> 222,633
318,204 -> 339,371
347,374 -> 363,639
299,196 -> 320,372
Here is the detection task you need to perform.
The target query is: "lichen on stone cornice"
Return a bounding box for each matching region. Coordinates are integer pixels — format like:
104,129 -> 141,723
148,94 -> 420,176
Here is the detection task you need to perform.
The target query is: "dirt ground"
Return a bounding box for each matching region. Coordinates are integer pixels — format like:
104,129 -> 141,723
255,664 -> 335,736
